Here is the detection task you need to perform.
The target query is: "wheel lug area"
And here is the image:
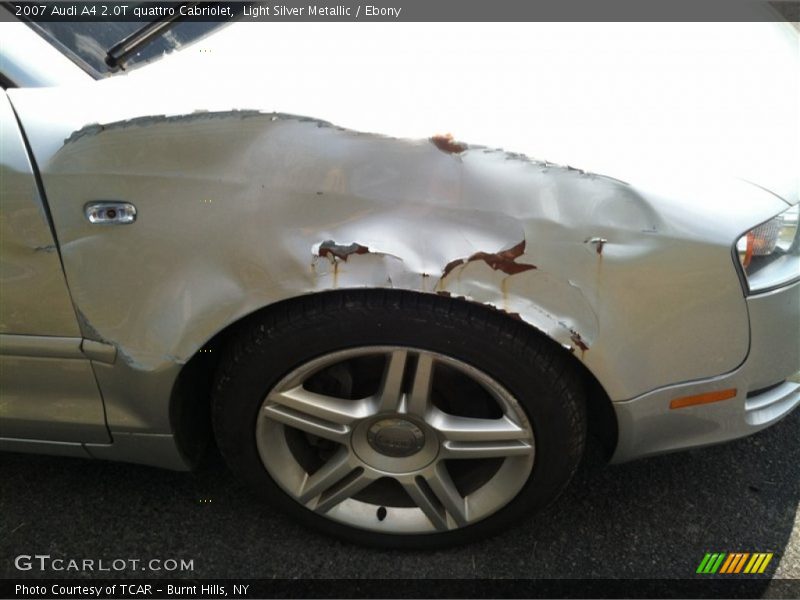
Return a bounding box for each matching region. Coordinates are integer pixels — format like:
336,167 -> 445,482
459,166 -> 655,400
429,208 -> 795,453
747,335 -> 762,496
366,417 -> 426,457
351,414 -> 439,473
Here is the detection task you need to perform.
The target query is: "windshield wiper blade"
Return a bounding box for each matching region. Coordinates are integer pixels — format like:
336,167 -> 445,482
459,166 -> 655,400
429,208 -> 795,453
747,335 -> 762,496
105,2 -> 198,70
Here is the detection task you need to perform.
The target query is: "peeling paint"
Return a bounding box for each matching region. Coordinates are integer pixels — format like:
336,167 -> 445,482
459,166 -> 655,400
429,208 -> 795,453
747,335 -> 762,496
441,241 -> 537,279
569,329 -> 590,352
317,240 -> 370,262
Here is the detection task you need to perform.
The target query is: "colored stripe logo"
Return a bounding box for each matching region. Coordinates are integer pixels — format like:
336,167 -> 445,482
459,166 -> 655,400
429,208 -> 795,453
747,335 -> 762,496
696,552 -> 773,574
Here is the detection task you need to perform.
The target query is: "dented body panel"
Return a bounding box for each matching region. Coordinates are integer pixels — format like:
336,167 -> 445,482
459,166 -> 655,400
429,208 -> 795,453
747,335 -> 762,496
2,68 -> 797,467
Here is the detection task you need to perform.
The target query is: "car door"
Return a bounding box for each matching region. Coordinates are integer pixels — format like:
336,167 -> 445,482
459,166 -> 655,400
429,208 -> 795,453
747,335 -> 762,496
0,90 -> 109,444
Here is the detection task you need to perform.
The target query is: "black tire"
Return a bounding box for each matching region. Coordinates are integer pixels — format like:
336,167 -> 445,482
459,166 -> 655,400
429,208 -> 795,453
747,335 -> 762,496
212,290 -> 586,548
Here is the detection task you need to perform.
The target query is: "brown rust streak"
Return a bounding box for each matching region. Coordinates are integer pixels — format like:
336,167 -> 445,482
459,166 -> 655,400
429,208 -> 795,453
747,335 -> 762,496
441,241 -> 537,279
430,133 -> 467,154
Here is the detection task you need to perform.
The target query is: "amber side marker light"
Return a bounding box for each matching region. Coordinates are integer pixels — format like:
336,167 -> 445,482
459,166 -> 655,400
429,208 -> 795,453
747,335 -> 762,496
670,388 -> 738,410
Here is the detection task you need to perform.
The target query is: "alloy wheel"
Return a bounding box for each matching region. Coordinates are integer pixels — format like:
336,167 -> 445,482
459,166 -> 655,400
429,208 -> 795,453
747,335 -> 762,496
255,346 -> 535,534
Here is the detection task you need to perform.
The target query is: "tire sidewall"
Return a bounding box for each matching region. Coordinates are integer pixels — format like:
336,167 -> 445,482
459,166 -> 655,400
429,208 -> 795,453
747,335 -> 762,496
213,297 -> 584,548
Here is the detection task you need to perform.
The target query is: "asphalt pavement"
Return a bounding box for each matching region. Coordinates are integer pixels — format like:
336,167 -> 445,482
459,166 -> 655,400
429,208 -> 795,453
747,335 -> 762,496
1,407 -> 798,592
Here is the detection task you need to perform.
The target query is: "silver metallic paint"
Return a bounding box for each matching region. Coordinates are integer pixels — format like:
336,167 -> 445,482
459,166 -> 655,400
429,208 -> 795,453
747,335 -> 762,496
0,354 -> 108,442
0,93 -> 80,336
8,100 -> 790,414
0,92 -> 109,443
612,280 -> 800,462
0,44 -> 797,468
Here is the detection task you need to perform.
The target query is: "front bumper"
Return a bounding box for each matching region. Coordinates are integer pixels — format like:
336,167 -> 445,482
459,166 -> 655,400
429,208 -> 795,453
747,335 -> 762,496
612,279 -> 800,463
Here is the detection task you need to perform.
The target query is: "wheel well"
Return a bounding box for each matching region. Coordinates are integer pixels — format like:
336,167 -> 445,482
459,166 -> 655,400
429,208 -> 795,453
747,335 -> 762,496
169,289 -> 618,467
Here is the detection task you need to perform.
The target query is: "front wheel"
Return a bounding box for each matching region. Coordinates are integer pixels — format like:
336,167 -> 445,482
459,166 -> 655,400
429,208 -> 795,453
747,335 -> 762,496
212,291 -> 586,548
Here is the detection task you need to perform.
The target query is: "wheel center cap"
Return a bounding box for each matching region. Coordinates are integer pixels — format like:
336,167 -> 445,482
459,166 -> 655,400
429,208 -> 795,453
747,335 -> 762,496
367,418 -> 426,457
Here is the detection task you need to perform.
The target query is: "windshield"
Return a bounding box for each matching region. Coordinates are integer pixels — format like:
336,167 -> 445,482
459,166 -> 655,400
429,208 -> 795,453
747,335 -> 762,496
23,18 -> 226,76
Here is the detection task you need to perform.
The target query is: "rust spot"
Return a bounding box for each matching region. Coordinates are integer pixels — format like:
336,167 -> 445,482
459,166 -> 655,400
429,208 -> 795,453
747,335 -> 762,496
441,241 -> 537,279
318,240 -> 370,261
585,237 -> 607,256
569,329 -> 589,352
430,133 -> 467,154
436,290 -> 452,297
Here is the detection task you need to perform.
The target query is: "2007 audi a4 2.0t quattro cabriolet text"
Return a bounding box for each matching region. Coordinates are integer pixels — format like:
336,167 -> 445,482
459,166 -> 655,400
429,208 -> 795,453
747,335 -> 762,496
1,16 -> 798,547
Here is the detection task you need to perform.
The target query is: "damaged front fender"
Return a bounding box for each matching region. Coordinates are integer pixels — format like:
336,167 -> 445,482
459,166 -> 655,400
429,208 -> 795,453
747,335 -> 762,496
7,91 -> 780,435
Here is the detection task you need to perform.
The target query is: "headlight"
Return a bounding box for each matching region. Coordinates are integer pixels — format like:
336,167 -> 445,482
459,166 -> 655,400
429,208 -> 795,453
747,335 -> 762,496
736,204 -> 800,292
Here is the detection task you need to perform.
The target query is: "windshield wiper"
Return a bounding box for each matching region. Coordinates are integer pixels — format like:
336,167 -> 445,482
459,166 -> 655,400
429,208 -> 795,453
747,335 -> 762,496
105,2 -> 198,70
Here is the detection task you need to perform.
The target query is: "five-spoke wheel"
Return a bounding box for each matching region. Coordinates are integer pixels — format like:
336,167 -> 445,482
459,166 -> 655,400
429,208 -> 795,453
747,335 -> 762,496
212,291 -> 586,547
257,347 -> 535,533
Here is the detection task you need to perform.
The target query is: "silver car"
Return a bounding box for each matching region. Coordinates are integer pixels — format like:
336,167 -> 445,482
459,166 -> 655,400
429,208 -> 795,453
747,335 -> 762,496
1,17 -> 798,548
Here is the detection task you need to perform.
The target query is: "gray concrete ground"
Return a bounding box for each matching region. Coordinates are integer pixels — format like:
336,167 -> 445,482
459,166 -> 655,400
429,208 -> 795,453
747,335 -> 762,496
1,407 -> 797,588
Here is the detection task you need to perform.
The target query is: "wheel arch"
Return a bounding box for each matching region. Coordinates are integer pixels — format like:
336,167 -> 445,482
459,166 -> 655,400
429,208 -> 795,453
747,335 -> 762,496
169,288 -> 618,467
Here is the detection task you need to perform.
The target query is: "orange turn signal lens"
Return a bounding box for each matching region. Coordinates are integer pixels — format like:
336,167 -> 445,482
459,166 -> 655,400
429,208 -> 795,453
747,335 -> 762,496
669,388 -> 737,410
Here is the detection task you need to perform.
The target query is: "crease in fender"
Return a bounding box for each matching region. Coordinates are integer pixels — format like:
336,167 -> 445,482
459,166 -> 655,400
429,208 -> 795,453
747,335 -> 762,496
60,109 -> 628,188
